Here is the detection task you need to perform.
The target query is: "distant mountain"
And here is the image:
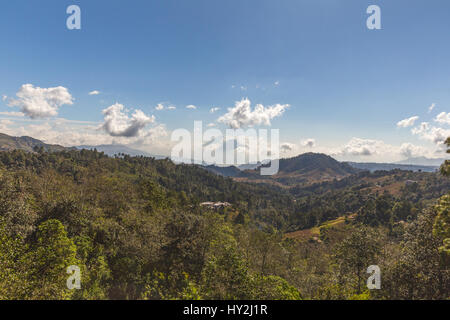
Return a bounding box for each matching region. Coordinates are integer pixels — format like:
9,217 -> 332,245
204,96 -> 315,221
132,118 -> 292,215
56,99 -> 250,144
203,165 -> 242,177
347,162 -> 438,173
76,144 -> 166,159
0,132 -> 68,153
204,162 -> 264,177
395,156 -> 446,167
203,153 -> 361,186
237,162 -> 263,171
275,153 -> 359,176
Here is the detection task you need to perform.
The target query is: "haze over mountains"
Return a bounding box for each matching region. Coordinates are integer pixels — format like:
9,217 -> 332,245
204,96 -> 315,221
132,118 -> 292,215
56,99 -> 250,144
0,132 -> 444,181
395,156 -> 446,166
346,162 -> 439,173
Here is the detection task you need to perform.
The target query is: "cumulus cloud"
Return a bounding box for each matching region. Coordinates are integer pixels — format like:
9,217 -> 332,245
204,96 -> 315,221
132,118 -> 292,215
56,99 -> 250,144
274,81 -> 280,86
89,90 -> 100,96
0,116 -> 172,157
338,138 -> 394,156
280,142 -> 295,153
301,138 -> 316,148
210,107 -> 220,113
8,84 -> 74,119
217,98 -> 289,129
207,123 -> 216,127
133,124 -> 168,144
2,95 -> 7,101
400,143 -> 427,158
155,103 -> 165,111
101,103 -> 155,137
435,112 -> 450,125
186,105 -> 197,110
412,122 -> 450,144
397,116 -> 419,128
167,106 -> 176,110
428,103 -> 436,113
411,122 -> 430,135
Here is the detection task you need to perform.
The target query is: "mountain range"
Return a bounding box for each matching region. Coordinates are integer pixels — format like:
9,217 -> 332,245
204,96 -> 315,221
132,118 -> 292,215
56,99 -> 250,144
0,133 -> 68,153
204,153 -> 361,186
0,132 -> 445,184
395,156 -> 446,166
346,161 -> 439,173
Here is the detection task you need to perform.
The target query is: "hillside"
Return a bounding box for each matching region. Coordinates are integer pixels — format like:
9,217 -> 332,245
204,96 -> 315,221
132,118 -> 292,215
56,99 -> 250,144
203,164 -> 242,177
76,144 -> 165,159
236,153 -> 361,186
0,146 -> 448,300
0,132 -> 68,153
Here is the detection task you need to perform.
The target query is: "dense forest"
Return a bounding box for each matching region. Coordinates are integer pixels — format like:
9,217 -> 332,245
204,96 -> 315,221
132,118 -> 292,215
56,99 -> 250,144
0,139 -> 449,300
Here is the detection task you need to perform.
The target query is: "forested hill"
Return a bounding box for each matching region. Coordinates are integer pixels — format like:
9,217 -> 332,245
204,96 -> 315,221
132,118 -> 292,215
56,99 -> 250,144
205,153 -> 359,180
0,146 -> 449,300
0,148 -> 296,229
0,132 -> 68,152
233,153 -> 361,186
277,153 -> 359,175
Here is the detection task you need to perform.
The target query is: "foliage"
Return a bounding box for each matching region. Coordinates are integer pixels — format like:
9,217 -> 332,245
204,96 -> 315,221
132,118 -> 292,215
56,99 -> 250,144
0,148 -> 448,299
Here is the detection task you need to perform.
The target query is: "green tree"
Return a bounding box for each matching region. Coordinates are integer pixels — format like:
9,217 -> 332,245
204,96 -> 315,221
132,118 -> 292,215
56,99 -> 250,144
334,226 -> 381,294
0,223 -> 28,299
252,275 -> 301,300
433,194 -> 450,266
25,220 -> 80,299
440,137 -> 450,176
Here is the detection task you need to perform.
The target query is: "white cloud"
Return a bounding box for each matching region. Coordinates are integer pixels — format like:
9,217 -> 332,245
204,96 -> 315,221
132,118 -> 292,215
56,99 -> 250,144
399,143 -> 427,158
101,103 -> 155,137
167,106 -> 176,110
412,122 -> 450,144
280,142 -> 295,153
301,138 -> 316,148
435,112 -> 450,125
338,138 -> 394,156
333,138 -> 435,161
207,123 -> 216,127
89,90 -> 100,96
2,95 -> 7,101
210,107 -> 220,113
186,105 -> 197,110
274,81 -> 280,86
411,122 -> 430,135
397,116 -> 419,128
132,124 -> 169,145
428,103 -> 436,113
8,84 -> 74,119
0,116 -> 173,157
217,98 -> 289,129
155,103 -> 165,111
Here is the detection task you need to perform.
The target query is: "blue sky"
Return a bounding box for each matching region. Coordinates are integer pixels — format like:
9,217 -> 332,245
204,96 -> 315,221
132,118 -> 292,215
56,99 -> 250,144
0,0 -> 449,162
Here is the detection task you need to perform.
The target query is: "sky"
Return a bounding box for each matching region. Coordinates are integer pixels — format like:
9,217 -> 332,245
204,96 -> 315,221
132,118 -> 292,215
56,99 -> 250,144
0,0 -> 449,163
